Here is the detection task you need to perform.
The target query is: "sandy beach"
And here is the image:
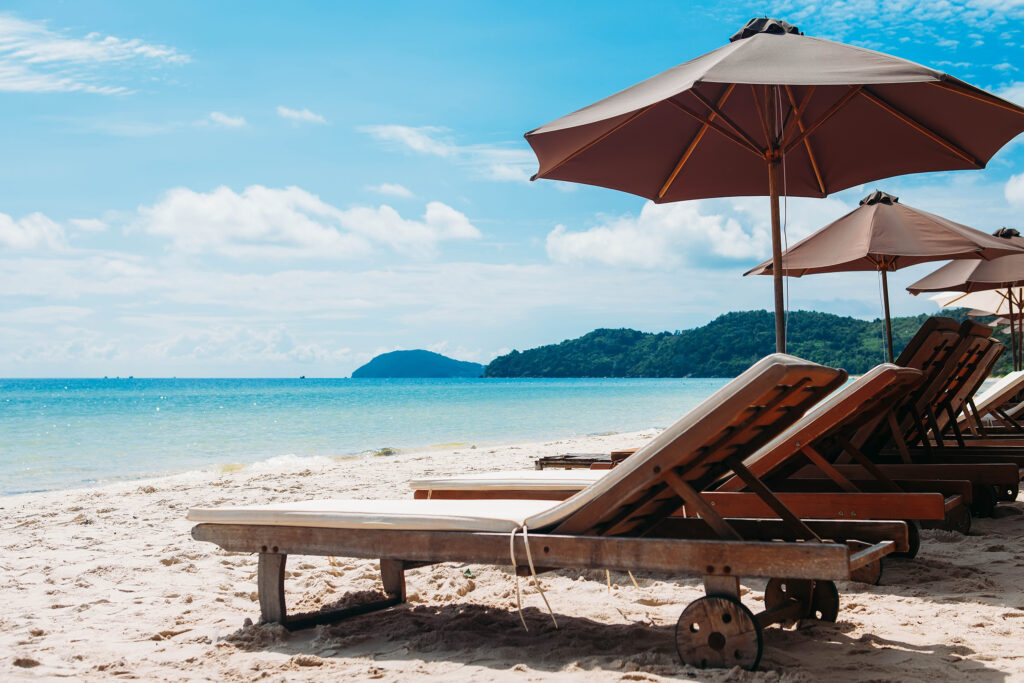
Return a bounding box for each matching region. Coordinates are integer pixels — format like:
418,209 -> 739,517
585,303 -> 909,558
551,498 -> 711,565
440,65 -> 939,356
4,430 -> 1024,682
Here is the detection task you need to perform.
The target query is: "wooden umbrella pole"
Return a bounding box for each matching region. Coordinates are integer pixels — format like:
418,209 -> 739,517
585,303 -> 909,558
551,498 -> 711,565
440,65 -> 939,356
881,268 -> 894,363
1009,290 -> 1018,372
767,85 -> 786,354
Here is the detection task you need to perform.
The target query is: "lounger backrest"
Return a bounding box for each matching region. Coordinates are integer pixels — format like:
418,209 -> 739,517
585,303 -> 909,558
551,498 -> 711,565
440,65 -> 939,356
712,364 -> 923,493
957,369 -> 1024,427
854,318 -> 978,452
521,354 -> 846,535
932,339 -> 1004,434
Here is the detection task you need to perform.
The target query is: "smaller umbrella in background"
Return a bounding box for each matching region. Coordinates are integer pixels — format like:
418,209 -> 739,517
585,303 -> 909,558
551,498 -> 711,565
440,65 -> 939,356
930,290 -> 1024,369
912,232 -> 1024,369
746,191 -> 1024,361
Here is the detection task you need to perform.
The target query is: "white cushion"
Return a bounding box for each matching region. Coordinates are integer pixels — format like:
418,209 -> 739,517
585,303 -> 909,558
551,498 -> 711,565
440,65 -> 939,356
960,370 -> 1024,422
187,498 -> 556,533
410,469 -> 605,492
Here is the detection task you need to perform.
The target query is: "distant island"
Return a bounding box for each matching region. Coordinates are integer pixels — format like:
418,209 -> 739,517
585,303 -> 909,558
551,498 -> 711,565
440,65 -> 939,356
352,350 -> 484,378
484,308 -> 996,378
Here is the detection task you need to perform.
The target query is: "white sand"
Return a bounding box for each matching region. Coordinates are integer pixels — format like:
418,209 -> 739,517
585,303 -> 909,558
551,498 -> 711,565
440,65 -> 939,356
3,430 -> 1024,681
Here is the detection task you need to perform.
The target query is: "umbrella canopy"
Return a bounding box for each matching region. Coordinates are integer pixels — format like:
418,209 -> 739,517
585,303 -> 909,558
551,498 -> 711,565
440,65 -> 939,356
525,16 -> 1024,353
746,191 -> 1023,276
907,239 -> 1024,293
744,191 -> 1024,361
932,289 -> 1024,316
911,233 -> 1024,368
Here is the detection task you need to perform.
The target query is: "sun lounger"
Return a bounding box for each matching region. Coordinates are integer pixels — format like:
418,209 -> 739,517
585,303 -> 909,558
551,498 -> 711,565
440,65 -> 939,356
412,364 -> 966,562
957,370 -> 1024,434
190,354 -> 905,671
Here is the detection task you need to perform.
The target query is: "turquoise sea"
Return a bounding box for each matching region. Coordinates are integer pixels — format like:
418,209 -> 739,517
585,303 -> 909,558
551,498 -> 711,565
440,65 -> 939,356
0,377 -> 729,495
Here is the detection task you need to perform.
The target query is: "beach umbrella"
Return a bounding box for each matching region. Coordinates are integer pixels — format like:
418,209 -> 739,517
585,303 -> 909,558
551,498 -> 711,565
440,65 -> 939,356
524,17 -> 1024,353
744,191 -> 1024,361
910,233 -> 1024,368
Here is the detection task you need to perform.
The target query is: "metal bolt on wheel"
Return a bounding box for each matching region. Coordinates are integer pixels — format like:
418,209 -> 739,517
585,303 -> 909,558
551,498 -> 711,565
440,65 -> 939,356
675,595 -> 763,671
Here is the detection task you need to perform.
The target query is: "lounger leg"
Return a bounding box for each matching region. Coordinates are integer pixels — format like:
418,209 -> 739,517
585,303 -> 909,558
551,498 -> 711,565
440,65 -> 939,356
380,558 -> 406,601
258,552 -> 287,624
703,574 -> 739,598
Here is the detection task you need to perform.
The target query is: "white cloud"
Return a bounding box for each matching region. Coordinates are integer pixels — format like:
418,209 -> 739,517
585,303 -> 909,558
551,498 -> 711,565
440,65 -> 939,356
361,124 -> 454,156
993,62 -> 1018,71
208,111 -> 246,128
277,106 -> 327,124
0,211 -> 67,250
0,305 -> 92,324
1006,173 -> 1024,205
366,183 -> 415,198
68,217 -> 107,232
544,194 -> 861,270
998,81 -> 1024,105
136,185 -> 480,259
359,124 -> 535,183
546,201 -> 767,269
0,15 -> 188,94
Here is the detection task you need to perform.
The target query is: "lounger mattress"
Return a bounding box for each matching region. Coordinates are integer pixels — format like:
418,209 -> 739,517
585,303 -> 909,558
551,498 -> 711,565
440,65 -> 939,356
187,498 -> 556,533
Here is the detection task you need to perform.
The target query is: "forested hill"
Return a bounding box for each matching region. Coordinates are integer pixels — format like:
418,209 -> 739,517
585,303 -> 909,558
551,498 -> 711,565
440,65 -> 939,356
484,309 -> 997,378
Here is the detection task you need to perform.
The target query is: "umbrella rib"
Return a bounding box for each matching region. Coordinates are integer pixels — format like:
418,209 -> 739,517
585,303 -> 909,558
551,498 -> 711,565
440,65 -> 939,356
668,99 -> 764,158
531,104 -> 657,180
657,84 -> 736,199
748,85 -> 772,149
783,85 -> 863,155
784,85 -> 826,195
687,88 -> 762,153
859,88 -> 980,167
779,86 -> 816,150
929,79 -> 1024,116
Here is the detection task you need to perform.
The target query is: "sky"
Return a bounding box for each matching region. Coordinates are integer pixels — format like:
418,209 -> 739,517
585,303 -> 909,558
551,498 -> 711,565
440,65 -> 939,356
2,0 -> 1024,377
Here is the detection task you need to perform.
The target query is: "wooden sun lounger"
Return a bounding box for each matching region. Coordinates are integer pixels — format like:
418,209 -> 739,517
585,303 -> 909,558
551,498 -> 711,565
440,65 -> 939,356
191,354 -> 904,671
414,365 -> 961,557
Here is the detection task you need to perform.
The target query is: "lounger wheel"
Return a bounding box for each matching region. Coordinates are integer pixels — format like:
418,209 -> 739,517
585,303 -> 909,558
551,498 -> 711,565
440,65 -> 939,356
675,595 -> 762,671
763,578 -> 839,622
889,520 -> 921,559
996,484 -> 1018,502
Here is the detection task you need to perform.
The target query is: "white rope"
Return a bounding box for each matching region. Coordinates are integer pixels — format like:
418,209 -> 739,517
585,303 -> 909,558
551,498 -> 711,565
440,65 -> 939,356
508,526 -> 528,630
508,524 -> 558,630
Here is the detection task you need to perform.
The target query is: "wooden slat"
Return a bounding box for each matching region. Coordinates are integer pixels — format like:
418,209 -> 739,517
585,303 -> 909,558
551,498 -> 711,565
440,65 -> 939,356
698,491 -> 948,520
192,524 -> 855,580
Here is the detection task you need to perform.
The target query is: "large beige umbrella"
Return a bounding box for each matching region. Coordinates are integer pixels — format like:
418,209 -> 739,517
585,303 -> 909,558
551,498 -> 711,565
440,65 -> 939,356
525,17 -> 1024,353
744,191 -> 1023,361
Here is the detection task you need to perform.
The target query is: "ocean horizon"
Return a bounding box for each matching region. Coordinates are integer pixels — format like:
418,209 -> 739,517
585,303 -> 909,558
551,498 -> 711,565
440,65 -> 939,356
0,376 -> 730,496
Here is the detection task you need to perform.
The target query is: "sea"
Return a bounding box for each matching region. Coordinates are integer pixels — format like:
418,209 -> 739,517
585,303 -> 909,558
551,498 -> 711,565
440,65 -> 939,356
0,377 -> 730,496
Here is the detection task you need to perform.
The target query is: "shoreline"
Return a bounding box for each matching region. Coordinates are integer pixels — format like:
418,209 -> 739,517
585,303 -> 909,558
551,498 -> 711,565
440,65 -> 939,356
0,425 -> 658,499
4,429 -> 1024,681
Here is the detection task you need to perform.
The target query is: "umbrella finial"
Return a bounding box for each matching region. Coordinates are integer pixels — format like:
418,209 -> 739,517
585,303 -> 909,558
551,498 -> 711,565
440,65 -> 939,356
860,190 -> 899,206
729,17 -> 802,42
993,227 -> 1021,239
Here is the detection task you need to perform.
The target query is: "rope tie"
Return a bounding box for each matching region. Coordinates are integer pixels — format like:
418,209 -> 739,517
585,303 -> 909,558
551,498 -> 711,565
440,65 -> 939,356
507,524 -> 558,631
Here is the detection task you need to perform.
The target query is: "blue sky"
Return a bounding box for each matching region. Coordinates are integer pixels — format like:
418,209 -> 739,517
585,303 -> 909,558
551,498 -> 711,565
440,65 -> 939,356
2,0 -> 1024,377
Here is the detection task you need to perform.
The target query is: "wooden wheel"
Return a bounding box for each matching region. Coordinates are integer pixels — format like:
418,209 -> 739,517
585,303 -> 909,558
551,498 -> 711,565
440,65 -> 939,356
810,580 -> 839,622
890,520 -> 921,559
675,595 -> 762,671
763,578 -> 812,622
850,557 -> 883,585
764,578 -> 839,622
